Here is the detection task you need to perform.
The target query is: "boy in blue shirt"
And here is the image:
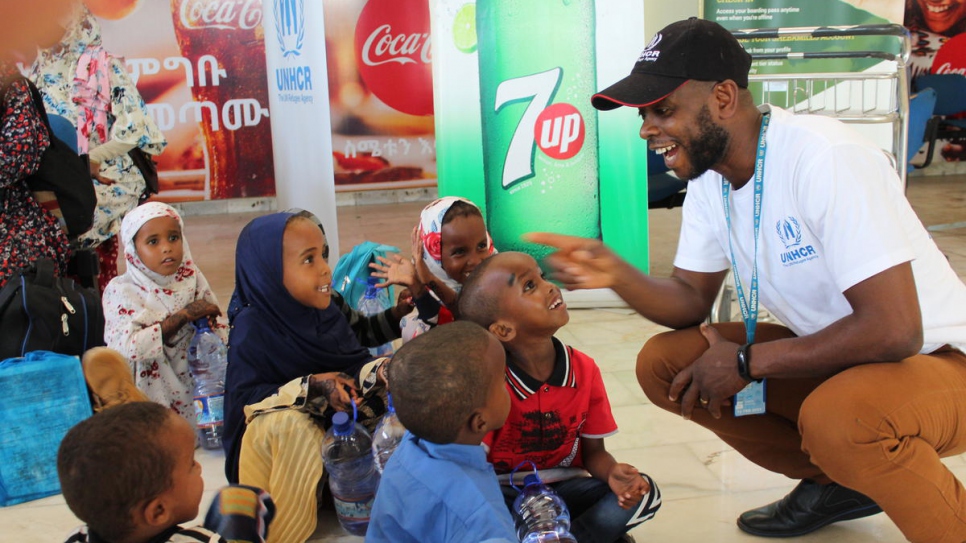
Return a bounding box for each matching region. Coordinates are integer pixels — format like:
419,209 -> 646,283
367,321 -> 517,543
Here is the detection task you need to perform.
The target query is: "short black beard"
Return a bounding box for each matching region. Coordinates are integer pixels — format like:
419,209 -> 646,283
683,105 -> 730,181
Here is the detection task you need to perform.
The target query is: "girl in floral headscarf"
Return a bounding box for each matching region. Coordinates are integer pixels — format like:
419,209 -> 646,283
28,4 -> 166,292
373,197 -> 496,338
102,202 -> 223,425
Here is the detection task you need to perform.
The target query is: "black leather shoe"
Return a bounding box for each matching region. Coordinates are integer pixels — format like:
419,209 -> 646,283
737,480 -> 883,537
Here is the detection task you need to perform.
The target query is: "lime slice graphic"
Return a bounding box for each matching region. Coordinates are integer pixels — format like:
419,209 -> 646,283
453,3 -> 477,54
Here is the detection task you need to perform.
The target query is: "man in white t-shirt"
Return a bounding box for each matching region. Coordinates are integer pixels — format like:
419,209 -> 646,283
529,17 -> 966,542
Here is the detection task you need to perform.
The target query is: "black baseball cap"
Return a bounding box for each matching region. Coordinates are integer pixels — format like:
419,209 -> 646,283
592,17 -> 752,111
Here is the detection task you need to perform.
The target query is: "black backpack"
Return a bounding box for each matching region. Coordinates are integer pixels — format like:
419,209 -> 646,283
0,259 -> 105,360
2,75 -> 96,240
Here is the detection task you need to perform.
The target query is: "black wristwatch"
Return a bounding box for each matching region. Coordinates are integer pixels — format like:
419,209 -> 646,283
736,343 -> 761,382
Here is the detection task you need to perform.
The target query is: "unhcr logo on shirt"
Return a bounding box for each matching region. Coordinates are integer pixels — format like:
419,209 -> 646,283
776,216 -> 819,266
275,0 -> 305,58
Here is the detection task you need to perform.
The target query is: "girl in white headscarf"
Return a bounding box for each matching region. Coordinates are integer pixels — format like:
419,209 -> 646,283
102,202 -> 224,424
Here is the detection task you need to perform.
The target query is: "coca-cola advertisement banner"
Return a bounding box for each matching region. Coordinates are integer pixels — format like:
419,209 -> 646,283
325,0 -> 438,192
95,0 -> 276,201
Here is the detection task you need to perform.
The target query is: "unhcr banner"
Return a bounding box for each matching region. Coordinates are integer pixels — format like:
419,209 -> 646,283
261,0 -> 341,260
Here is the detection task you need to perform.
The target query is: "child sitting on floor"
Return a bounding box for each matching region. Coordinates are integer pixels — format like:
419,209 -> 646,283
224,211 -> 415,543
367,321 -> 517,543
459,252 -> 662,543
58,401 -> 274,543
102,202 -> 224,425
372,196 -> 496,338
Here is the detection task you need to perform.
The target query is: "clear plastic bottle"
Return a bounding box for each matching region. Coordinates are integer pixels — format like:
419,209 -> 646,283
186,319 -> 227,450
513,473 -> 578,543
321,410 -> 380,536
371,393 -> 406,474
357,277 -> 394,357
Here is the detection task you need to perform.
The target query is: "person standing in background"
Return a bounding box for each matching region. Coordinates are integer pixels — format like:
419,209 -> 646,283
0,1 -> 72,62
0,59 -> 72,288
28,3 -> 165,293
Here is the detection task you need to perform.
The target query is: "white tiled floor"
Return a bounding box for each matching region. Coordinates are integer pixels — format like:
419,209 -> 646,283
2,172 -> 965,543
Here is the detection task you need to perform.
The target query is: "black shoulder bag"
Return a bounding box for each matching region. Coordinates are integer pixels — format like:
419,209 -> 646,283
0,259 -> 105,360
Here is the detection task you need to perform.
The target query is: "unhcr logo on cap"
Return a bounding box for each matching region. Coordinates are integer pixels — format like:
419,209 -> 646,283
275,0 -> 306,58
638,33 -> 662,62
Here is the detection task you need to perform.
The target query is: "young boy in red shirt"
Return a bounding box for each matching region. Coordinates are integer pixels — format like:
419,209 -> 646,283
459,252 -> 661,543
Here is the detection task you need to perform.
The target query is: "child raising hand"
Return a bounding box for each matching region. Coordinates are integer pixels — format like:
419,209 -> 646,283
371,197 -> 497,340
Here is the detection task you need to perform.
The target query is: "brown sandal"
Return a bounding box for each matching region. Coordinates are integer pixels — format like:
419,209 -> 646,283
81,347 -> 149,411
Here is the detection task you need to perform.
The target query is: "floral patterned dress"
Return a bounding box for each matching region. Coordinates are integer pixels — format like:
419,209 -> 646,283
102,202 -> 226,425
0,64 -> 71,289
27,6 -> 166,291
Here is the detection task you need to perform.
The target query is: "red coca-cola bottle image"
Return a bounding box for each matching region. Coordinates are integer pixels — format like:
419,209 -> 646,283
170,0 -> 275,199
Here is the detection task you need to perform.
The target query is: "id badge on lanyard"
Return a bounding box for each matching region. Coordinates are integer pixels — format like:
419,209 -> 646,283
723,111 -> 770,417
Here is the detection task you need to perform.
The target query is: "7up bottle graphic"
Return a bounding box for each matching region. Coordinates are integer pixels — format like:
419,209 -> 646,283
477,0 -> 599,262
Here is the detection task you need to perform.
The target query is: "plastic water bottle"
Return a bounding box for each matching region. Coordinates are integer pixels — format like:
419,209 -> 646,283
357,277 -> 394,357
186,319 -> 226,450
321,410 -> 380,536
513,473 -> 578,543
371,393 -> 405,474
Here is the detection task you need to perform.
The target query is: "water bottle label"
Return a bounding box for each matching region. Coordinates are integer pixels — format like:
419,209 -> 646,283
194,393 -> 225,428
331,492 -> 375,522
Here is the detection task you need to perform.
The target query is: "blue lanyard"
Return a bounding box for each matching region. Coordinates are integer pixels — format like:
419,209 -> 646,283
722,112 -> 770,345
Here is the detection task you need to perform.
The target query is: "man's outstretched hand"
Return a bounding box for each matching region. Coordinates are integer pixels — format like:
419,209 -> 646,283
525,232 -> 623,290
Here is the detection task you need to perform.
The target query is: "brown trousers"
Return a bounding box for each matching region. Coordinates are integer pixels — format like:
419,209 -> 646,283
637,322 -> 966,543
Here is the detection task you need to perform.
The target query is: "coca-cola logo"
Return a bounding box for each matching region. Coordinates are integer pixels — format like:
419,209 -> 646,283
934,63 -> 966,75
932,34 -> 966,76
361,25 -> 432,66
179,0 -> 263,31
354,0 -> 434,116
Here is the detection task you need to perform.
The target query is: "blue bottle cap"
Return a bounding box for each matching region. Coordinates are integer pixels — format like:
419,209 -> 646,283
523,474 -> 541,487
193,318 -> 211,331
332,411 -> 353,436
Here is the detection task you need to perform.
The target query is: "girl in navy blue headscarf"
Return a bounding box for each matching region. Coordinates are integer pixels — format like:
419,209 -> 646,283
224,211 -> 403,543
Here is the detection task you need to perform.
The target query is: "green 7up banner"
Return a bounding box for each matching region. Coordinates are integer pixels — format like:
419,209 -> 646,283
430,0 -> 651,275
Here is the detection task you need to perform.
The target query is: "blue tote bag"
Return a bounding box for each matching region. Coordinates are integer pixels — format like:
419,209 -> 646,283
0,351 -> 92,506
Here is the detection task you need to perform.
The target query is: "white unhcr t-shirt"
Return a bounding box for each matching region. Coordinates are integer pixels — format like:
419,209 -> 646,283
674,105 -> 966,353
